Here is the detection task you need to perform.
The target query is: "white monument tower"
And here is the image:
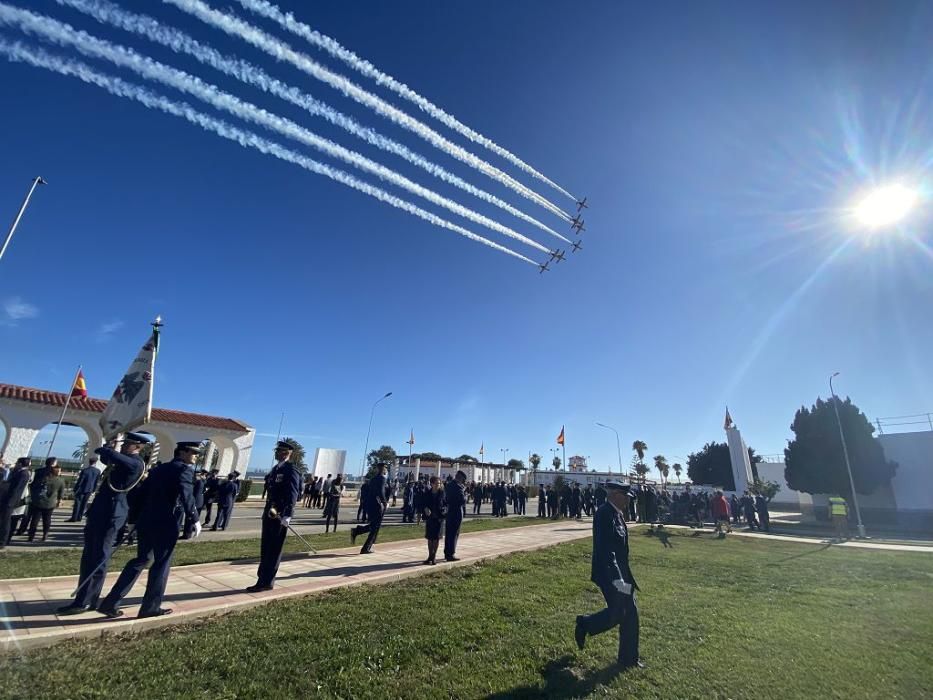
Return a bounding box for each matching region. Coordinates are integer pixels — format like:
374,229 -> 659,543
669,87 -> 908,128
724,408 -> 754,494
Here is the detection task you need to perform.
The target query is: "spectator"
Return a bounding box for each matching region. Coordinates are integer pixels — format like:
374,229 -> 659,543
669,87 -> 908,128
755,493 -> 770,532
0,458 -> 31,548
712,489 -> 732,536
28,459 -> 65,542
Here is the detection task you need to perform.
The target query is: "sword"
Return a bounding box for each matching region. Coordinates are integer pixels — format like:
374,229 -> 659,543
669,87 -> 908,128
269,507 -> 318,554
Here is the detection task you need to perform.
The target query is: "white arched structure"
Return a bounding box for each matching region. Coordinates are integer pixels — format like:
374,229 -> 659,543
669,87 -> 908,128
0,383 -> 254,475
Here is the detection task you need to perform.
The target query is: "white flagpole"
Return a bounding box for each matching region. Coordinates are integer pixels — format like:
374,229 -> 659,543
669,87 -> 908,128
0,176 -> 46,264
270,411 -> 285,469
45,365 -> 81,462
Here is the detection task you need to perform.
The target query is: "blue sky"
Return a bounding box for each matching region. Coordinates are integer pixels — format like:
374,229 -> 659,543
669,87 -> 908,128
1,0 -> 931,476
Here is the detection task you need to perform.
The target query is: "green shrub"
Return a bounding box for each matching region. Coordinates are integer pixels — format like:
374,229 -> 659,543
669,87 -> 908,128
236,479 -> 252,502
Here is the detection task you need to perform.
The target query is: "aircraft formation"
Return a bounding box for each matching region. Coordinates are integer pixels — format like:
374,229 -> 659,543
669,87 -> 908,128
539,197 -> 587,273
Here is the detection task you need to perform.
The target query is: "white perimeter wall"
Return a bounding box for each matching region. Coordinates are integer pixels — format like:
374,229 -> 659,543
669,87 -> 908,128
879,431 -> 933,511
313,448 -> 346,478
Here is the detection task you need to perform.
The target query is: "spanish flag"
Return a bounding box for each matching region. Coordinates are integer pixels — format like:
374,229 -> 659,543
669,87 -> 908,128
724,408 -> 734,430
407,429 -> 415,446
479,442 -> 484,457
71,370 -> 88,398
556,426 -> 565,445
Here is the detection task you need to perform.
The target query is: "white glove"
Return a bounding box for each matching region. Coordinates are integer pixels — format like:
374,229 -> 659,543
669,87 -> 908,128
192,520 -> 202,539
613,580 -> 633,595
281,516 -> 291,528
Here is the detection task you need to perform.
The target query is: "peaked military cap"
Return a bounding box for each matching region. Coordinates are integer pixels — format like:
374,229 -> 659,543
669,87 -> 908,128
124,432 -> 152,445
275,441 -> 293,451
176,441 -> 202,451
604,480 -> 633,494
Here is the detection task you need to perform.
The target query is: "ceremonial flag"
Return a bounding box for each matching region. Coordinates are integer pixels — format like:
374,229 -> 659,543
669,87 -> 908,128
70,370 -> 88,398
724,408 -> 734,430
556,426 -> 565,445
479,442 -> 484,458
407,430 -> 415,446
100,323 -> 160,439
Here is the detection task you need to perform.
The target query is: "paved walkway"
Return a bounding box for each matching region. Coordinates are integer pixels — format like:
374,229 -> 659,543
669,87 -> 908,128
659,524 -> 933,552
0,521 -> 592,651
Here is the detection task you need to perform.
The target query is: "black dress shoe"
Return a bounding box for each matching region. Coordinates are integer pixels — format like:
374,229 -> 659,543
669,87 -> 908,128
445,556 -> 460,562
620,660 -> 646,670
575,615 -> 587,650
245,584 -> 273,593
97,607 -> 124,619
56,604 -> 90,616
138,608 -> 172,619
350,527 -> 358,545
359,548 -> 373,554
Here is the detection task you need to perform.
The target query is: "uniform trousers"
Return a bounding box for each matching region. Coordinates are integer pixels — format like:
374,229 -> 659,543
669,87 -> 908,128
73,514 -> 124,608
579,583 -> 640,666
71,493 -> 91,521
355,504 -> 384,552
100,525 -> 178,615
443,512 -> 463,559
256,514 -> 288,587
213,503 -> 232,530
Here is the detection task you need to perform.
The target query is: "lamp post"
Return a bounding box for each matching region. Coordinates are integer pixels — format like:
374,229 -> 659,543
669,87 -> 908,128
595,422 -> 622,476
500,448 -> 509,482
829,373 -> 866,538
1,176 -> 47,264
361,391 -> 392,476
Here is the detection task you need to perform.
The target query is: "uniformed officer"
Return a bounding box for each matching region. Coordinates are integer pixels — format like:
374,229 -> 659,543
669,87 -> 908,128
211,472 -> 238,531
96,441 -> 202,618
246,441 -> 301,592
350,463 -> 388,554
183,470 -> 206,539
443,470 -> 467,562
68,457 -> 101,522
575,481 -> 643,670
202,468 -> 220,525
57,432 -> 148,615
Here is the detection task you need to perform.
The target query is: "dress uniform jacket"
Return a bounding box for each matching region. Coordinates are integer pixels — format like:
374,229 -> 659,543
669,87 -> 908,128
255,461 -> 301,587
591,501 -> 639,591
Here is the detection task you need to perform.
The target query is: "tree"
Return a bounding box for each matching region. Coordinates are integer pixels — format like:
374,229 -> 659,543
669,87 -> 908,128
456,454 -> 477,462
552,455 -> 561,470
552,473 -> 567,494
367,444 -> 398,472
507,458 -> 524,471
784,397 -> 897,498
686,442 -> 761,490
672,463 -> 683,484
282,437 -> 308,474
631,440 -> 647,483
196,446 -> 220,471
654,455 -> 669,485
72,440 -> 89,462
751,477 -> 781,502
413,451 -> 442,461
529,453 -> 542,472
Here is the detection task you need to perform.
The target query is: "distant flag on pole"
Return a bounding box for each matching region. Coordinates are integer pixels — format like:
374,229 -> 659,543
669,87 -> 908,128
100,322 -> 160,439
556,426 -> 565,445
70,370 -> 88,398
724,408 -> 734,430
407,430 -> 415,446
479,442 -> 484,458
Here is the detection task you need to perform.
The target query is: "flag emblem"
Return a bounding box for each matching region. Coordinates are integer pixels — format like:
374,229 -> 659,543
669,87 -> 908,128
556,426 -> 565,445
71,370 -> 88,398
724,408 -> 734,430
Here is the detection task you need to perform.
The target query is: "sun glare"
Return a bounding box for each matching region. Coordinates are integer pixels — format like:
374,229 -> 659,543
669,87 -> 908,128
853,184 -> 919,229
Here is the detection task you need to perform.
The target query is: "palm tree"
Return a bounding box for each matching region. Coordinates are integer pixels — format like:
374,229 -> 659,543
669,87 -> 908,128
654,455 -> 669,485
72,440 -> 89,462
631,440 -> 647,483
672,463 -> 683,484
552,455 -> 561,470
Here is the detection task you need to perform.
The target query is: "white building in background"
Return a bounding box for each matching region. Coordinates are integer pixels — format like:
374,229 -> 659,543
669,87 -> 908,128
312,448 -> 346,478
568,455 -> 588,473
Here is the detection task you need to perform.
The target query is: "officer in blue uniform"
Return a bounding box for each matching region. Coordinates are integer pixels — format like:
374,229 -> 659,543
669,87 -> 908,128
211,472 -> 238,530
68,457 -> 101,522
246,441 -> 301,592
350,463 -> 388,554
443,470 -> 467,561
575,481 -> 643,670
57,433 -> 148,615
183,470 -> 206,539
97,441 -> 202,618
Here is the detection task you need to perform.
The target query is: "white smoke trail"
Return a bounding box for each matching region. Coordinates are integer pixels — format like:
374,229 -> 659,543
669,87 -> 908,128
236,0 -> 578,202
0,4 -> 551,254
163,0 -> 574,223
54,0 -> 570,244
0,37 -> 536,265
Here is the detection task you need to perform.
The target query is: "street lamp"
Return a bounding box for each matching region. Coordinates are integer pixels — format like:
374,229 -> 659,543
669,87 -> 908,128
500,448 -> 509,482
829,373 -> 866,538
361,391 -> 392,475
595,422 -> 622,476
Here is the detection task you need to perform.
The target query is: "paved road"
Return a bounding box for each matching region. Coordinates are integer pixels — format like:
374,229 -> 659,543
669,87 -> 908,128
0,520 -> 591,651
2,500 -> 533,551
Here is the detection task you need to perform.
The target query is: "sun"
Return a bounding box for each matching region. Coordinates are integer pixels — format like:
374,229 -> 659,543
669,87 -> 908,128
853,184 -> 919,229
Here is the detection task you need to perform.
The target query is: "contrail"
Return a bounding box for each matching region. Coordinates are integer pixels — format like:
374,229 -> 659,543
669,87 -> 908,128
163,0 -> 574,223
0,38 -> 537,265
53,0 -> 569,244
234,0 -> 577,203
0,5 -> 551,254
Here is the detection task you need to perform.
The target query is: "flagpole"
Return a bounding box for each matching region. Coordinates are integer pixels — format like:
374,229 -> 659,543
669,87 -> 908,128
270,411 -> 285,469
0,176 -> 46,264
45,366 -> 81,462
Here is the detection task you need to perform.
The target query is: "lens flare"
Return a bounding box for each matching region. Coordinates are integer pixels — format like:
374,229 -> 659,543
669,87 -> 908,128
853,184 -> 918,228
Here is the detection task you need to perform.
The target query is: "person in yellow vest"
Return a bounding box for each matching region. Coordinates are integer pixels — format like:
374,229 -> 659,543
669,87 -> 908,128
828,495 -> 848,541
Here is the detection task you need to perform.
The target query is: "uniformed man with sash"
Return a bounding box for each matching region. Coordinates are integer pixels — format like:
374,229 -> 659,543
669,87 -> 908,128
246,441 -> 301,592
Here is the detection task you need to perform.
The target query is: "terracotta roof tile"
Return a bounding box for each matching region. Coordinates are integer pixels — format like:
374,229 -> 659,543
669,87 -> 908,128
0,383 -> 250,433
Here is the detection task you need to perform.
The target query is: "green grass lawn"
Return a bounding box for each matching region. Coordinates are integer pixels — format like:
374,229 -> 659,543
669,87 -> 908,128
3,528 -> 932,699
0,516 -> 548,580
